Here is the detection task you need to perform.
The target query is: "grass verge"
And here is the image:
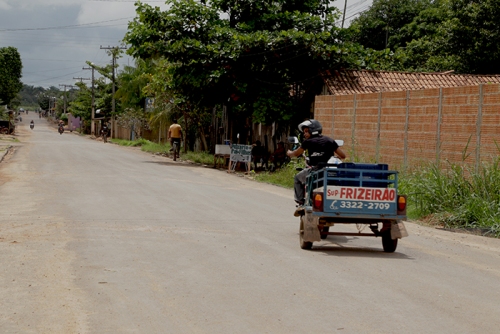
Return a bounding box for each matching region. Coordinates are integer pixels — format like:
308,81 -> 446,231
399,160 -> 500,237
111,139 -> 215,165
253,160 -> 306,189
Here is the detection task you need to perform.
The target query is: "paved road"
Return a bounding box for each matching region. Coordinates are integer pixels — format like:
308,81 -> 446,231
1,113 -> 500,333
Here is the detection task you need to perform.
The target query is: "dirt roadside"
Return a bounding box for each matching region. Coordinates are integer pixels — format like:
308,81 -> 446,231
0,123 -> 89,333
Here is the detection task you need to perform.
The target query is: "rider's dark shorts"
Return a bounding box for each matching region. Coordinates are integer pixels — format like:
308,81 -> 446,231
172,138 -> 181,145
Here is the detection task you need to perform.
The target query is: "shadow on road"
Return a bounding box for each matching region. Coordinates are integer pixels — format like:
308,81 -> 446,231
302,235 -> 413,259
310,244 -> 413,259
142,160 -> 217,169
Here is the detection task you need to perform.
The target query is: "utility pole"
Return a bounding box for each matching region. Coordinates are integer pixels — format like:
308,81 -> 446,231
73,77 -> 91,133
73,77 -> 90,83
341,0 -> 348,28
83,65 -> 96,135
100,45 -> 127,139
59,84 -> 75,114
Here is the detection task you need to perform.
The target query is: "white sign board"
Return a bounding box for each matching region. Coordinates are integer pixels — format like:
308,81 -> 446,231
215,144 -> 231,155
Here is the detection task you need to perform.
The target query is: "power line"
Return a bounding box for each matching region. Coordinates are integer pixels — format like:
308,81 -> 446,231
87,0 -> 165,2
0,17 -> 132,32
346,0 -> 369,11
27,70 -> 86,85
22,58 -> 90,63
87,0 -> 165,4
23,66 -> 84,74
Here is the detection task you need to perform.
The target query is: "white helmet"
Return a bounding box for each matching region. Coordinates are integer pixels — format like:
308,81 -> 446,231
298,119 -> 322,136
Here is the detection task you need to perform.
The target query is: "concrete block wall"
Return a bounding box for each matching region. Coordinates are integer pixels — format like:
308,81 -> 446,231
314,83 -> 500,170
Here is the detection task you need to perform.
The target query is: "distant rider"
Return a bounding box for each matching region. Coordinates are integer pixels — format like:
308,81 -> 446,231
168,119 -> 183,151
58,120 -> 64,134
101,123 -> 109,142
286,119 -> 346,206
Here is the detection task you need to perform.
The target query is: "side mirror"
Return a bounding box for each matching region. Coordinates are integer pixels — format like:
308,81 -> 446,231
288,136 -> 299,144
335,139 -> 344,146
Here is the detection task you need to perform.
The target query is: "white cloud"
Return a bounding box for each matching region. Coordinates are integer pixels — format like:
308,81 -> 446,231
0,1 -> 11,10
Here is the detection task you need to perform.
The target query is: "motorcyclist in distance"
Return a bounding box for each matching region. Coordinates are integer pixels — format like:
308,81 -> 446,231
286,119 -> 346,206
100,123 -> 109,143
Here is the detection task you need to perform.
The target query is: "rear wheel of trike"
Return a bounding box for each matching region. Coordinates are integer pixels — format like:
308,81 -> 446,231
299,216 -> 313,250
381,229 -> 398,253
320,226 -> 329,239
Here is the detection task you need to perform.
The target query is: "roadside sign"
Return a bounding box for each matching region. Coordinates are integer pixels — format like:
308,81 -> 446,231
230,144 -> 251,163
229,144 -> 251,173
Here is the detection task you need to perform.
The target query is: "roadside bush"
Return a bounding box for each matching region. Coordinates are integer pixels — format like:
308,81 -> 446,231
399,159 -> 500,236
111,138 -> 150,147
111,138 -> 212,164
254,159 -> 306,189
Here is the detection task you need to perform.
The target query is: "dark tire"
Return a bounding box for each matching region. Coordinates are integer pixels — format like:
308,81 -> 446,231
299,216 -> 313,250
173,143 -> 177,161
382,230 -> 398,253
320,226 -> 329,239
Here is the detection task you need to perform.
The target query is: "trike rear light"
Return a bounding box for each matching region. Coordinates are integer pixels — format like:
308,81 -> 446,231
313,193 -> 323,211
397,195 -> 407,214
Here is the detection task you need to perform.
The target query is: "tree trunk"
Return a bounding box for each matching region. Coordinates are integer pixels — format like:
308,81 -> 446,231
183,111 -> 188,153
199,125 -> 208,152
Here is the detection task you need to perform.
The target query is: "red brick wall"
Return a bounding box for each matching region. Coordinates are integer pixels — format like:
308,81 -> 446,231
314,83 -> 500,169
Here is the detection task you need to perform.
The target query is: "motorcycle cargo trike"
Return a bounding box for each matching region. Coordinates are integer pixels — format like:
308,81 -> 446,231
296,162 -> 408,252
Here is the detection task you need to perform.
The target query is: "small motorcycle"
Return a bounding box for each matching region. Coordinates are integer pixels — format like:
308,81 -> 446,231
101,126 -> 109,143
30,122 -> 34,130
58,125 -> 64,134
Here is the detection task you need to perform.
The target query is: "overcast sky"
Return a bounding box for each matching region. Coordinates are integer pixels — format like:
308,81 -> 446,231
0,0 -> 372,90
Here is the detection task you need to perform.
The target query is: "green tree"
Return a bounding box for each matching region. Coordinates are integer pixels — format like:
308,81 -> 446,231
374,0 -> 500,74
447,0 -> 500,74
348,0 -> 431,51
124,0 -> 370,125
382,0 -> 455,72
68,82 -> 92,126
142,58 -> 212,151
20,85 -> 46,107
65,59 -> 125,133
37,87 -> 62,112
0,47 -> 23,107
117,107 -> 148,140
115,59 -> 152,110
